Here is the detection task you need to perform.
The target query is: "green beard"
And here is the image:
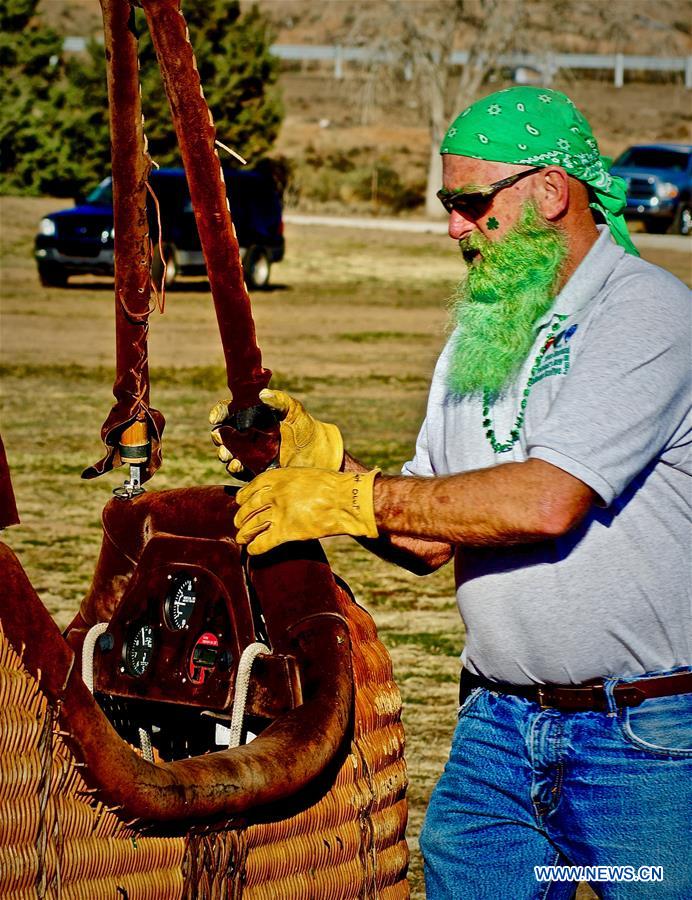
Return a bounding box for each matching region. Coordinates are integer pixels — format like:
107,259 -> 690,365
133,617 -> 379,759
446,202 -> 567,399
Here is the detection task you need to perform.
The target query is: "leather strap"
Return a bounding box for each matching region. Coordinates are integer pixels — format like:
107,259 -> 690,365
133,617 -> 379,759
460,669 -> 692,712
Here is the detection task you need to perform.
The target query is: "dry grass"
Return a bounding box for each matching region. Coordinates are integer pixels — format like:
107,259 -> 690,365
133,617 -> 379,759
1,196 -> 688,897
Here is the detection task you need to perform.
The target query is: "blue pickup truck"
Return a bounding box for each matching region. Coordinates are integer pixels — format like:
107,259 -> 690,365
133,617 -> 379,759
35,166 -> 285,288
610,143 -> 692,236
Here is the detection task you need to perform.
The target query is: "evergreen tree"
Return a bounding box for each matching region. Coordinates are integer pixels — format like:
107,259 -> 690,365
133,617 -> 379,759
40,40 -> 110,198
0,0 -> 282,196
137,0 -> 283,167
0,0 -> 64,194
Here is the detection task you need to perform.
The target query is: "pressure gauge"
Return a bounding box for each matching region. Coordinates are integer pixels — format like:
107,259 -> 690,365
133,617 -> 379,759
165,573 -> 197,630
124,623 -> 154,677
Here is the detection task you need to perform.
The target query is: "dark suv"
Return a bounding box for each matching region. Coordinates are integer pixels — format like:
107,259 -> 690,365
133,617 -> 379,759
35,166 -> 285,288
610,144 -> 692,235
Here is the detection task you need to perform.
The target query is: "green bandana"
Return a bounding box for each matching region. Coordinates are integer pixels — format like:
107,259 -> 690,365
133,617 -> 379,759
440,87 -> 639,257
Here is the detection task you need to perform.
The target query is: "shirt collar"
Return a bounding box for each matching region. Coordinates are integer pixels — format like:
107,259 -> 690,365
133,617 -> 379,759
535,225 -> 625,332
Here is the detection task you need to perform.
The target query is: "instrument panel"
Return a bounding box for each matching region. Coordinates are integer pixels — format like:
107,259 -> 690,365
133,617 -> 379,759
93,535 -> 301,719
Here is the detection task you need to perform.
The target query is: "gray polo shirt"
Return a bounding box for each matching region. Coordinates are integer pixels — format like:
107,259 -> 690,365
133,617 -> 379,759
403,228 -> 691,685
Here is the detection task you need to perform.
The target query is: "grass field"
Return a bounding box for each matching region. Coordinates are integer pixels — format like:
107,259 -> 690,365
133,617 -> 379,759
1,196 -> 689,896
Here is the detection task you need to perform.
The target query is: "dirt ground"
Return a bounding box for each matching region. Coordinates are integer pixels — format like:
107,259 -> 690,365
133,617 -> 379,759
1,196 -> 689,897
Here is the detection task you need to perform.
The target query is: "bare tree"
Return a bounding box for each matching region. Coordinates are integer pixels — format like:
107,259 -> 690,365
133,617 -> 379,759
345,0 -> 526,216
333,0 -> 688,215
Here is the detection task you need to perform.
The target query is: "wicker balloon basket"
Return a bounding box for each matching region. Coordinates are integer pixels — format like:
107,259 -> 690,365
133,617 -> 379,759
0,562 -> 409,899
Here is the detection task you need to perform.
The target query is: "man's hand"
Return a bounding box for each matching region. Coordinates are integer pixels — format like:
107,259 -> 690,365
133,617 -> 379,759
234,467 -> 380,555
210,389 -> 344,476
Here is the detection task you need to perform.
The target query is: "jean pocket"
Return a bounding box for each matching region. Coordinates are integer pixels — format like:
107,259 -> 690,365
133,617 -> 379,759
618,693 -> 692,756
457,686 -> 484,720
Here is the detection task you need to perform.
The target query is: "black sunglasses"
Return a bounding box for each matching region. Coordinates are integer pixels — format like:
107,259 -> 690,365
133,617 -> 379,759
437,166 -> 544,218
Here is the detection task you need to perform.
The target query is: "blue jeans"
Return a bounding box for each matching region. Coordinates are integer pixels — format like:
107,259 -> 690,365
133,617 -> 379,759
419,669 -> 692,899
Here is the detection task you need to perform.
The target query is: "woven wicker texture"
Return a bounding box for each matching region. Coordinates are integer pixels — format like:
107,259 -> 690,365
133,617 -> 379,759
0,630 -> 186,899
1,585 -> 409,898
185,588 -> 410,899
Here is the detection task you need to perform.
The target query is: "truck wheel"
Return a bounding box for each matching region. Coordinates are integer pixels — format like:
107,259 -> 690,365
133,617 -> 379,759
151,244 -> 179,287
38,264 -> 68,287
674,203 -> 691,236
244,246 -> 271,289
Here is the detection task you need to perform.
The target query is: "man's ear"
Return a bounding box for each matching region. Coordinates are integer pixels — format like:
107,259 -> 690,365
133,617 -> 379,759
535,166 -> 570,221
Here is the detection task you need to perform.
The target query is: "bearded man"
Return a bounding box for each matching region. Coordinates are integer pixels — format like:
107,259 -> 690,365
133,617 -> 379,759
212,87 -> 691,899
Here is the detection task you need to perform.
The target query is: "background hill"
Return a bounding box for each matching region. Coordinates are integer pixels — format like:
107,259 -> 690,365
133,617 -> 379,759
41,0 -> 692,55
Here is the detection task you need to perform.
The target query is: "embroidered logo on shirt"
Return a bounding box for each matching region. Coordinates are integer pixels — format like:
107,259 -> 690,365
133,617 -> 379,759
530,324 -> 579,385
553,323 -> 579,347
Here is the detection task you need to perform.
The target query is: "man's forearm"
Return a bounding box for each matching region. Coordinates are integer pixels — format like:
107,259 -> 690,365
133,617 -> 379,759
343,452 -> 453,574
372,459 -> 596,546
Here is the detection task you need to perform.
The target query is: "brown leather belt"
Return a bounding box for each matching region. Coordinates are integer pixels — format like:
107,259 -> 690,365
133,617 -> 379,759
460,669 -> 692,712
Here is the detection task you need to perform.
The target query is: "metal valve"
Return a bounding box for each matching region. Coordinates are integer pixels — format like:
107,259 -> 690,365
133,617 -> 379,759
113,415 -> 149,500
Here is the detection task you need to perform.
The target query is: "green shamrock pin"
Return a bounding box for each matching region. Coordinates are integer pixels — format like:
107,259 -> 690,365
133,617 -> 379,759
486,216 -> 499,230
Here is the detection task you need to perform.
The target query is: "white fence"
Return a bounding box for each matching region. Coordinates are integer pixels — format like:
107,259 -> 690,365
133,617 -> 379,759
271,44 -> 692,89
62,38 -> 692,88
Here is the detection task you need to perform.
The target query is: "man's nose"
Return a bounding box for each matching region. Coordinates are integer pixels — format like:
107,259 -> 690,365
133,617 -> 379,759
448,210 -> 476,241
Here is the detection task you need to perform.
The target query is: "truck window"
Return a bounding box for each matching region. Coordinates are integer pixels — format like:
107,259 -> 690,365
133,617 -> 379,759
613,148 -> 689,172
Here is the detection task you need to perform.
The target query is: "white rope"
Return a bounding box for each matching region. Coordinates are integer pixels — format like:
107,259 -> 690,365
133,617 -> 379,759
81,622 -> 153,762
228,641 -> 270,748
215,139 -> 247,166
81,623 -> 109,694
138,727 -> 154,762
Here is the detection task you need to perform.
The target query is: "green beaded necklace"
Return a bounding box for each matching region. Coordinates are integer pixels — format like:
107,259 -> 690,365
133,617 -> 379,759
482,315 -> 567,453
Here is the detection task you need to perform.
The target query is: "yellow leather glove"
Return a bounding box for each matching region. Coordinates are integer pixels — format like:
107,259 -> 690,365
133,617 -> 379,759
210,389 -> 344,476
234,467 -> 381,556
